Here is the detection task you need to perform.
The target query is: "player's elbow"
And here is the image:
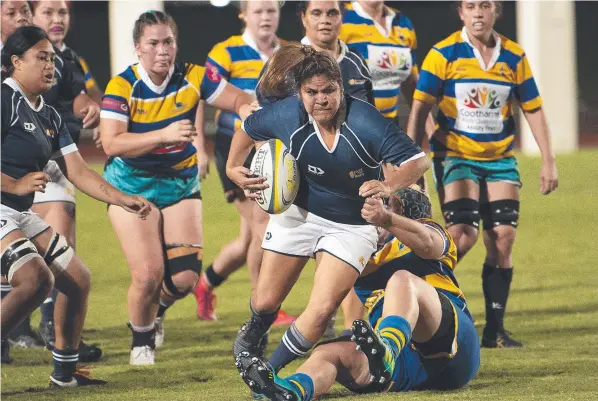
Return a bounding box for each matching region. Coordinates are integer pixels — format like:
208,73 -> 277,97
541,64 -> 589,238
413,154 -> 431,177
412,234 -> 442,260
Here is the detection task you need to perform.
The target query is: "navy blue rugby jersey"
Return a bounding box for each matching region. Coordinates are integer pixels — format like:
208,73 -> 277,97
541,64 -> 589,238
242,95 -> 425,224
1,79 -> 77,211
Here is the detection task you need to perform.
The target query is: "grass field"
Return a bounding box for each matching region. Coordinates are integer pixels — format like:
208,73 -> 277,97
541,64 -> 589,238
2,150 -> 598,401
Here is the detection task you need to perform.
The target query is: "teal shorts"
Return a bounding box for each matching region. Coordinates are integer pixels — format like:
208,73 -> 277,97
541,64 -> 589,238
103,157 -> 201,209
432,156 -> 521,189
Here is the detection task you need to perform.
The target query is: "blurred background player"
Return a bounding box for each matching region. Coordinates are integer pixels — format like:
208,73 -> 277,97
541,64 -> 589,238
407,0 -> 558,348
0,0 -> 102,362
228,44 -> 429,378
30,0 -> 103,361
236,187 -> 479,400
99,10 -> 256,365
1,25 -> 149,386
193,0 -> 296,327
339,1 -> 432,128
0,0 -> 37,363
298,0 -> 373,105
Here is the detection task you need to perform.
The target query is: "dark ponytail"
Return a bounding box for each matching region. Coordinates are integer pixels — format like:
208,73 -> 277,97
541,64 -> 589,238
256,43 -> 342,104
1,25 -> 49,79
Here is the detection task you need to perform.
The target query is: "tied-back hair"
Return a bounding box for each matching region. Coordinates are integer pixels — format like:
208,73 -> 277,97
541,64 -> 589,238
1,25 -> 50,80
256,43 -> 343,104
132,10 -> 178,44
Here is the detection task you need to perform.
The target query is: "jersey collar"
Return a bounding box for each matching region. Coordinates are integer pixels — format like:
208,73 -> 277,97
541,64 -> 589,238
351,1 -> 396,38
136,62 -> 175,94
307,99 -> 347,154
460,26 -> 502,71
4,77 -> 45,112
242,30 -> 280,62
300,37 -> 348,63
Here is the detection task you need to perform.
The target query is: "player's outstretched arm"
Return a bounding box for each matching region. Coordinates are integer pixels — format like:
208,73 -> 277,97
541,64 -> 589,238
362,197 -> 445,260
57,152 -> 150,217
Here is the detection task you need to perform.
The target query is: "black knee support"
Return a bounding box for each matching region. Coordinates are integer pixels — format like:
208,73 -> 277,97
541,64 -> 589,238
481,200 -> 520,230
162,244 -> 203,298
441,199 -> 480,228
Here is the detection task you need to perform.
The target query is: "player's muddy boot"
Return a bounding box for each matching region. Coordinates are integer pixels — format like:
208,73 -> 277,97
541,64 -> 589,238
235,352 -> 300,401
351,319 -> 395,391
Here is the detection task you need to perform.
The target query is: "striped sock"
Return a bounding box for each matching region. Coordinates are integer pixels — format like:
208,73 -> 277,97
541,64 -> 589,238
0,283 -> 12,299
377,315 -> 412,362
157,300 -> 170,318
268,322 -> 314,371
285,373 -> 314,401
52,348 -> 79,380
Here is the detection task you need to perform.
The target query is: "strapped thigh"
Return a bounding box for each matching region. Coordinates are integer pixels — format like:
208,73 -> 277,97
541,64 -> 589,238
162,243 -> 203,298
481,200 -> 520,230
1,238 -> 43,281
441,199 -> 480,229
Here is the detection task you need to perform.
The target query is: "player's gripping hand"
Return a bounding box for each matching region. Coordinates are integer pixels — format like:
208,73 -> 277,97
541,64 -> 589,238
226,166 -> 268,200
359,180 -> 392,199
9,172 -> 52,195
160,119 -> 197,145
117,194 -> 151,219
80,103 -> 101,129
238,101 -> 260,120
361,197 -> 392,228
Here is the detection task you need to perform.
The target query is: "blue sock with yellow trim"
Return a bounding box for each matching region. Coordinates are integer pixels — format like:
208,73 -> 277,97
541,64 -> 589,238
377,315 -> 412,358
284,373 -> 314,401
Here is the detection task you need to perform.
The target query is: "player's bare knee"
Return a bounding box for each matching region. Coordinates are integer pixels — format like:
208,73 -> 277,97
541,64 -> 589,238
15,261 -> 54,303
163,244 -> 202,299
252,292 -> 281,313
388,270 -> 417,289
133,265 -> 164,294
492,227 -> 516,254
170,270 -> 199,295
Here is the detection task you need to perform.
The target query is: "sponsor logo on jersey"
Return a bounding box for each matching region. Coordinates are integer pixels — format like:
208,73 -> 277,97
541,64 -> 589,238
24,122 -> 36,132
376,49 -> 410,71
45,129 -> 55,137
265,232 -> 272,241
455,83 -> 510,134
308,165 -> 324,176
349,79 -> 367,86
204,61 -> 222,83
349,168 -> 364,179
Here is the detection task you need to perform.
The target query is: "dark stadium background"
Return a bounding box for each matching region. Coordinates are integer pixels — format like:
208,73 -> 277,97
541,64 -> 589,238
67,1 -> 598,141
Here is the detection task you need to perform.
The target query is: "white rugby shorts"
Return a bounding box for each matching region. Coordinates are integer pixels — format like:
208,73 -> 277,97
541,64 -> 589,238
1,204 -> 50,240
33,160 -> 76,204
262,205 -> 377,273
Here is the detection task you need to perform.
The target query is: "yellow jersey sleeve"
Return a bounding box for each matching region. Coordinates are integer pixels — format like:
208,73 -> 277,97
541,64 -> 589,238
100,76 -> 132,123
514,54 -> 543,111
413,48 -> 447,104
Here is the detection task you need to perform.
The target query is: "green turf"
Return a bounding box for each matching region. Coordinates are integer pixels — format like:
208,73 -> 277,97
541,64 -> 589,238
2,150 -> 598,400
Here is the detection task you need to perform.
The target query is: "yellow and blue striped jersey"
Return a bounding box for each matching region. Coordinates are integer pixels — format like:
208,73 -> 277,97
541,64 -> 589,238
78,57 -> 97,91
207,32 -> 280,137
414,28 -> 543,161
355,219 -> 465,317
100,60 -> 226,178
339,1 -> 417,120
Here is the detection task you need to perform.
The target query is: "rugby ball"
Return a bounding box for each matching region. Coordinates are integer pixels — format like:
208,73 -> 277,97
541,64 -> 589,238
250,139 -> 300,214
